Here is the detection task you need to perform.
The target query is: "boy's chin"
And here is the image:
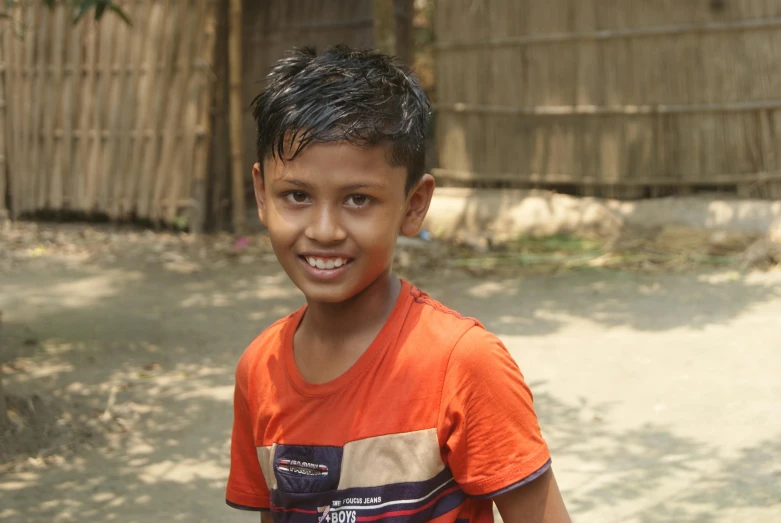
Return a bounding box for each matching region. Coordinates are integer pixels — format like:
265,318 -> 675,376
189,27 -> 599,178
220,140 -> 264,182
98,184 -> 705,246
293,272 -> 391,305
297,283 -> 359,304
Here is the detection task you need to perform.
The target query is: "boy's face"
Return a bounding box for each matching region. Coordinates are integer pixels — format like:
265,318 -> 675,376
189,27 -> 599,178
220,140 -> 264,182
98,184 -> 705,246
253,142 -> 434,304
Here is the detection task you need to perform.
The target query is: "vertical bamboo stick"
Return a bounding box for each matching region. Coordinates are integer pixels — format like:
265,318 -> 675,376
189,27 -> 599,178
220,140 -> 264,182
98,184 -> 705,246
228,0 -> 246,233
62,8 -> 80,211
48,6 -> 66,210
103,1 -> 135,218
209,0 -> 229,232
95,14 -> 120,214
136,0 -> 177,220
126,0 -> 165,219
20,3 -> 39,213
167,0 -> 210,226
8,3 -> 23,217
116,0 -> 154,218
153,0 -> 200,223
0,18 -> 6,218
33,4 -> 50,209
190,0 -> 217,234
394,0 -> 414,65
84,12 -> 116,212
73,19 -> 95,212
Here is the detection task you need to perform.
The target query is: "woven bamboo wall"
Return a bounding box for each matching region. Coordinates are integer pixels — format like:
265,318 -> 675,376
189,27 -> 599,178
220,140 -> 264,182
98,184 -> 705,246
434,0 -> 781,199
1,0 -> 217,224
238,0 -> 376,202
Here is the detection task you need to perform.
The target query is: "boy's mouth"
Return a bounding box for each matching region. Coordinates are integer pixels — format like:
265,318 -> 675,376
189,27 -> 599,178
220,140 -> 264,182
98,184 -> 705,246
300,256 -> 352,270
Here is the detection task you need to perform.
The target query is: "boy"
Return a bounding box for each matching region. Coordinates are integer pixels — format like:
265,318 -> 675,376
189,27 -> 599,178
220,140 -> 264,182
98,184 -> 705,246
226,45 -> 570,523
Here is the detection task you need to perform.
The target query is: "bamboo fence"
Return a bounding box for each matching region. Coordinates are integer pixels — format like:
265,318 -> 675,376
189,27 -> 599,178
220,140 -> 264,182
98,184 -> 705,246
434,0 -> 781,199
0,0 -> 414,229
236,0 -> 377,211
199,0 -> 413,231
1,0 -> 217,225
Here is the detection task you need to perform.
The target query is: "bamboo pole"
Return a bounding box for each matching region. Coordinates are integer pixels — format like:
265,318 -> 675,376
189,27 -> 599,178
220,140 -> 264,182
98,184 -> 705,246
154,0 -> 201,223
34,5 -> 50,209
0,17 -> 6,218
228,0 -> 246,233
373,0 -> 396,56
189,0 -> 217,234
137,0 -> 178,220
431,168 -> 781,186
26,3 -> 46,212
117,0 -> 155,218
9,3 -> 25,216
83,12 -> 114,213
275,18 -> 374,32
434,16 -> 781,50
209,0 -> 229,232
166,0 -> 210,225
436,100 -> 781,116
129,0 -> 167,219
62,8 -> 81,211
72,18 -> 95,212
16,5 -> 38,214
48,6 -> 66,209
103,2 -> 135,219
393,0 -> 414,65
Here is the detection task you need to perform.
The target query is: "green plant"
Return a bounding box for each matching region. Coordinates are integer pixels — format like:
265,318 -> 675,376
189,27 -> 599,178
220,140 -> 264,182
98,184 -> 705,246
39,0 -> 131,25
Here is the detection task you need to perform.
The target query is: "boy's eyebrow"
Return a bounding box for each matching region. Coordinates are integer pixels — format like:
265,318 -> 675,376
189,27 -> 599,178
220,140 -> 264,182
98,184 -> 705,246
277,179 -> 311,188
340,181 -> 387,190
276,179 -> 388,190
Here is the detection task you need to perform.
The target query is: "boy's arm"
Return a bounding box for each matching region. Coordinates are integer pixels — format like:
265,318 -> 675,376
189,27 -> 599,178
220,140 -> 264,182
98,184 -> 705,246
493,468 -> 571,523
439,326 -> 570,519
226,353 -> 271,511
260,512 -> 272,523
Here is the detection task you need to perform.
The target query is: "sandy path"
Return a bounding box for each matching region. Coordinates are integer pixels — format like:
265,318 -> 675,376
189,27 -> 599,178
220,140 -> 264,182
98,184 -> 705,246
1,255 -> 779,522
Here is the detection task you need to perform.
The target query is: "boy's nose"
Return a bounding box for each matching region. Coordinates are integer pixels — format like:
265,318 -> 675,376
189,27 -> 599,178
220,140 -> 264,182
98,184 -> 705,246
305,205 -> 347,244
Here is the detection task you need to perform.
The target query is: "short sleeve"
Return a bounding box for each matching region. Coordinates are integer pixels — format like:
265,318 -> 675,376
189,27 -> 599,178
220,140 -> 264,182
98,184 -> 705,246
438,327 -> 551,498
226,355 -> 270,511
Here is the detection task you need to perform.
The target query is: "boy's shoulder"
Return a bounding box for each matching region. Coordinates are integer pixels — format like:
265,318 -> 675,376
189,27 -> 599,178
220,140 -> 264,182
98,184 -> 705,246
407,284 -> 477,323
235,308 -> 302,371
403,284 -> 505,357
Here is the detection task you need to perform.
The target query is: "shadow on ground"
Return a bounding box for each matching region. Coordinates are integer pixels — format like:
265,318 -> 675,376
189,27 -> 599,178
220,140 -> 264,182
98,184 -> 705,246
1,255 -> 780,521
421,269 -> 781,337
532,385 -> 781,522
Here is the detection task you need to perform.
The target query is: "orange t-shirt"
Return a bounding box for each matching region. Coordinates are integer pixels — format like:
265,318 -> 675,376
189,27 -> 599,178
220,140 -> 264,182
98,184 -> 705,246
226,280 -> 550,523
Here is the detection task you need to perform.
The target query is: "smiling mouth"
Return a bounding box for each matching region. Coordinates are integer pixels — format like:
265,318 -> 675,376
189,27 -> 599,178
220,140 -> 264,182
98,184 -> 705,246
299,256 -> 353,270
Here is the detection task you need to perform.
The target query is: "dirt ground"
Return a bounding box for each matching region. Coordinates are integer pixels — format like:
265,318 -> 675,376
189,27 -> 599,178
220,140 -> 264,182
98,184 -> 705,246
1,223 -> 780,522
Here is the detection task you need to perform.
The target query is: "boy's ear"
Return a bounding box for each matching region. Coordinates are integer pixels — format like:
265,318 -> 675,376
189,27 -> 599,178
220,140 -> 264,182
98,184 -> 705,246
400,173 -> 435,237
252,162 -> 268,226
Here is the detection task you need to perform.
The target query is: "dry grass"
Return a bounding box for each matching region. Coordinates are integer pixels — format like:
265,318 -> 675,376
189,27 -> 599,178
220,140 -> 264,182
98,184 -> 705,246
398,227 -> 778,278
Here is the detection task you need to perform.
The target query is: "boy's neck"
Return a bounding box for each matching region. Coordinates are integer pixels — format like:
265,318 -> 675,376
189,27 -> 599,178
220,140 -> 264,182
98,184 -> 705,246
300,272 -> 401,344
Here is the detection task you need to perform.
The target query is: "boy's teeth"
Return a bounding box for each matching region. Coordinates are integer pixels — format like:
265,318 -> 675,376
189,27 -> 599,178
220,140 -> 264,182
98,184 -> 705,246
305,257 -> 348,270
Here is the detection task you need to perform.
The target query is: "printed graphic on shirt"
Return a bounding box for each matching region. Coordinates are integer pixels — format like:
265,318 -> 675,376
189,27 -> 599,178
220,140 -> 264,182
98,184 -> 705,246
264,429 -> 465,523
274,444 -> 343,494
278,458 -> 329,477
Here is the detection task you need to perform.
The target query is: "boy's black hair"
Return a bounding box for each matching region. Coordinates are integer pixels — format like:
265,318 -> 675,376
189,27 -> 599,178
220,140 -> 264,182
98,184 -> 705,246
251,45 -> 432,193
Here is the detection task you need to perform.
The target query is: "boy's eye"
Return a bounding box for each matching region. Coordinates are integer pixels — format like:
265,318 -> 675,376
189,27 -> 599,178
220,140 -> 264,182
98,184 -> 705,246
285,191 -> 309,203
345,194 -> 370,207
